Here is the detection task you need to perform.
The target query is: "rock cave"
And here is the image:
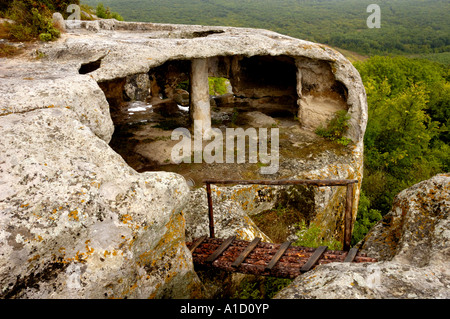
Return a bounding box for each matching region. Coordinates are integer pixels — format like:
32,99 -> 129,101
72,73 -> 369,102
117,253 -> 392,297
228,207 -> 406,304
97,52 -> 357,247
1,9 -> 448,301
0,19 -> 372,299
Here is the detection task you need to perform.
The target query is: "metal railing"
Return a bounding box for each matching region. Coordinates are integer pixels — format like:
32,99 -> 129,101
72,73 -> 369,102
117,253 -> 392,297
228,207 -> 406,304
203,179 -> 359,251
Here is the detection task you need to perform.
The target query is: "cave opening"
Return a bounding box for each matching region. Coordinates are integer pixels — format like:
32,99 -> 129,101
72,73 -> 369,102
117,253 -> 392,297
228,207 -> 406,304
101,55 -> 303,179
78,57 -> 103,74
96,55 -> 352,299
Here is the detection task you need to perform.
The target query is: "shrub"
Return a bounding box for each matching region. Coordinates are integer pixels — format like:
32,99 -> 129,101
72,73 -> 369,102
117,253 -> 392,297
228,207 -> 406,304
39,32 -> 52,42
351,191 -> 382,245
110,11 -> 124,21
233,276 -> 292,299
7,22 -> 34,41
31,8 -> 60,40
293,221 -> 342,250
0,43 -> 22,57
315,110 -> 352,146
3,1 -> 63,42
96,3 -> 124,21
96,3 -> 107,18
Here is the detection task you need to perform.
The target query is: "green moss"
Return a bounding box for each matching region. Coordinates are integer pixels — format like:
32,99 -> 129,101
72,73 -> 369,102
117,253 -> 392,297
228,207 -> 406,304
39,32 -> 52,42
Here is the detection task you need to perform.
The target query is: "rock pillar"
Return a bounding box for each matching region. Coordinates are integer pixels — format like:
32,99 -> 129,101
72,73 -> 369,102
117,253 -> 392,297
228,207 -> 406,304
190,58 -> 212,139
295,59 -> 303,125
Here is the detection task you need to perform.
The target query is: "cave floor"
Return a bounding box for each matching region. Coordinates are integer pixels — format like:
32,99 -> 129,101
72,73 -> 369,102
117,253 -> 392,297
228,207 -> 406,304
109,100 -> 352,187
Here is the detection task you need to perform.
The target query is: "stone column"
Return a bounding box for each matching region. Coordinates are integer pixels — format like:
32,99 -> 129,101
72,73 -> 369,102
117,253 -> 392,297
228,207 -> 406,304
190,58 -> 212,139
295,58 -> 304,126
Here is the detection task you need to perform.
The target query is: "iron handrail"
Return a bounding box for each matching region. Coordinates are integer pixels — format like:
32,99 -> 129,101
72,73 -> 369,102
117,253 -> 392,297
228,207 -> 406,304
203,179 -> 358,251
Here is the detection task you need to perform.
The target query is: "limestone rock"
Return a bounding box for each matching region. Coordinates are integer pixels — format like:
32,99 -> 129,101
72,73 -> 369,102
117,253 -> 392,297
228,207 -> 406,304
0,108 -> 202,298
0,60 -> 114,142
173,89 -> 190,106
124,73 -> 151,101
359,173 -> 450,270
42,20 -> 367,234
213,93 -> 235,108
183,186 -> 271,242
0,19 -> 370,298
275,174 -> 450,299
275,261 -> 449,299
241,111 -> 278,128
52,12 -> 66,33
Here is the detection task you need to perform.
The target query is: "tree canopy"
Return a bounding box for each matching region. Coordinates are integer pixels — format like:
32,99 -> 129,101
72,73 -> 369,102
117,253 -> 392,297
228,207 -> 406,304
354,56 -> 449,217
82,0 -> 450,63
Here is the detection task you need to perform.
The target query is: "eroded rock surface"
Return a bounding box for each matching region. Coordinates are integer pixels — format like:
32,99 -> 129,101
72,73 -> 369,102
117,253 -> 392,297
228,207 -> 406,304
0,60 -> 114,142
275,174 -> 450,299
359,173 -> 450,271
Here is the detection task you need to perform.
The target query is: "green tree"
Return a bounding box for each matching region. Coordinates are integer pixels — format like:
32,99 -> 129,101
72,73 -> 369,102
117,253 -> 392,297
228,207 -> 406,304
96,3 -> 107,18
355,56 -> 448,215
96,2 -> 123,21
208,77 -> 229,96
352,192 -> 382,245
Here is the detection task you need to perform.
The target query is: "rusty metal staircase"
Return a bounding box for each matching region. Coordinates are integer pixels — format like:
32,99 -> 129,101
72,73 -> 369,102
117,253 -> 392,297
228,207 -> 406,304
186,179 -> 377,279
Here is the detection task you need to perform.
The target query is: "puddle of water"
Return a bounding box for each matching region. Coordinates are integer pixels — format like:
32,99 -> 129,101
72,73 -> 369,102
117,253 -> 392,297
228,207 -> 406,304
128,101 -> 153,112
178,105 -> 189,112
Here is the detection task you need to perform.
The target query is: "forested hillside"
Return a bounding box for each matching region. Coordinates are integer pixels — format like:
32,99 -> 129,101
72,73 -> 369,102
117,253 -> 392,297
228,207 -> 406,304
82,0 -> 450,63
352,56 -> 449,243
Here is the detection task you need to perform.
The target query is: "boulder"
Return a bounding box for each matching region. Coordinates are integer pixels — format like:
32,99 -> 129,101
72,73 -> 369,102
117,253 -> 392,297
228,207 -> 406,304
124,73 -> 151,101
183,186 -> 271,242
173,88 -> 190,106
0,108 -> 203,298
275,174 -> 450,299
241,111 -> 278,128
274,261 -> 449,299
359,173 -> 450,270
213,93 -> 235,108
52,12 -> 66,33
0,60 -> 114,143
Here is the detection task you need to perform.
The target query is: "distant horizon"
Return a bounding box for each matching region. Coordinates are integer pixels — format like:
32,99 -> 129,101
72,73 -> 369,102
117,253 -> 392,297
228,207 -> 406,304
81,0 -> 450,64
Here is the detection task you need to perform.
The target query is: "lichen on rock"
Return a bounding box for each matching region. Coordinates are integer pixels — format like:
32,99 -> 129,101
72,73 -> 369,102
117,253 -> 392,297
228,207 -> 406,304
275,174 -> 450,299
0,108 -> 202,298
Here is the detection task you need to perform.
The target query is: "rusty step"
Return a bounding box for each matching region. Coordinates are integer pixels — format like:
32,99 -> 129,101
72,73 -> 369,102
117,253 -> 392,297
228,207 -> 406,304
187,236 -> 377,279
300,245 -> 327,273
205,236 -> 236,263
265,241 -> 292,271
189,235 -> 207,253
232,237 -> 261,268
